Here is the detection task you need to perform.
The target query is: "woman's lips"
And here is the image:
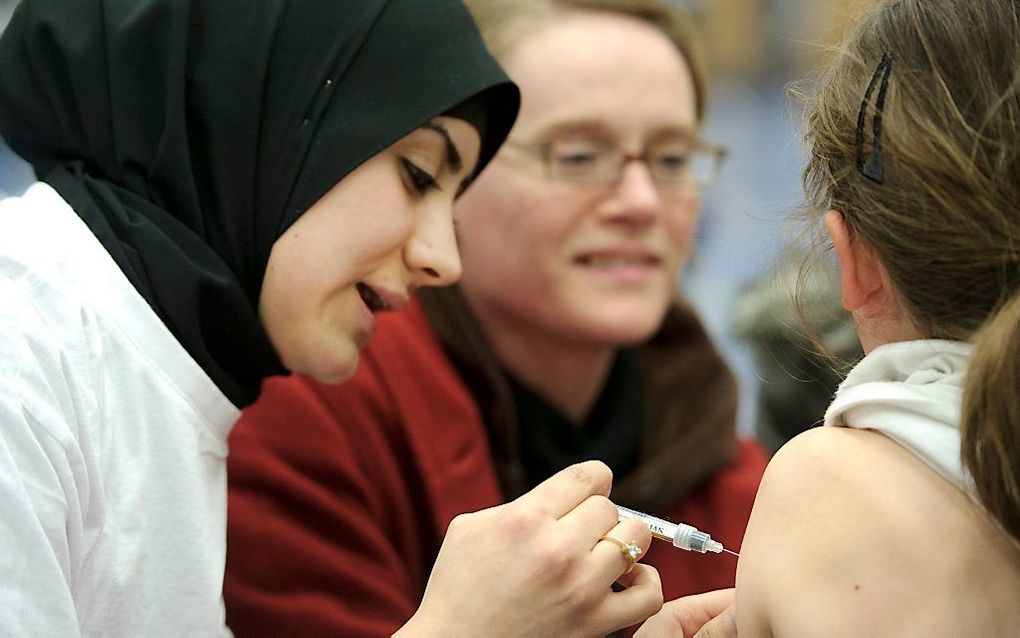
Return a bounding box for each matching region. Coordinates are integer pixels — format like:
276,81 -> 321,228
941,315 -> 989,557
356,282 -> 409,314
353,282 -> 410,345
575,253 -> 660,267
573,249 -> 662,284
356,282 -> 388,312
353,285 -> 379,343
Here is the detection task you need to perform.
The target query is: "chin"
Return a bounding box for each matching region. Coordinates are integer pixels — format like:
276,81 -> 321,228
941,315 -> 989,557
308,366 -> 357,386
604,325 -> 662,346
573,301 -> 668,342
286,348 -> 360,385
568,314 -> 665,347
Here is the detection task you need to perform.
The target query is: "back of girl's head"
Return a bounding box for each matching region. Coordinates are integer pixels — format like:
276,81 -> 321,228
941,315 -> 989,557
803,0 -> 1020,542
462,0 -> 708,120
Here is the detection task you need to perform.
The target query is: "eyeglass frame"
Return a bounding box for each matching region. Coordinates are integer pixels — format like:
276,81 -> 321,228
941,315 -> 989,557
502,136 -> 728,191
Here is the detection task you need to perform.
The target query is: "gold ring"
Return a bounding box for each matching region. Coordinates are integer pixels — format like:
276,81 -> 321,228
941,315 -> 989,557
600,535 -> 642,573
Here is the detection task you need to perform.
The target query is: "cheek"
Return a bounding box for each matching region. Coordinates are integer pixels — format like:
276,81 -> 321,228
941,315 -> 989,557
461,192 -> 569,279
458,179 -> 522,260
259,259 -> 361,378
664,197 -> 701,258
258,258 -> 296,364
259,242 -> 315,353
491,182 -> 580,243
259,228 -> 350,365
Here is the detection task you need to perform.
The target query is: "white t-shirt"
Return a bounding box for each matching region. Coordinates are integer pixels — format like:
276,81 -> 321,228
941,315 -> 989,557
0,183 -> 240,635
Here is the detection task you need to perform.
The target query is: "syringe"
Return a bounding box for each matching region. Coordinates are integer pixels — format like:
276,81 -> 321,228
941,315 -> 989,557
617,504 -> 739,557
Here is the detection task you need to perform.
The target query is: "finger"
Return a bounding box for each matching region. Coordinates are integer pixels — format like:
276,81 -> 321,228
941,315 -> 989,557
512,460 -> 613,518
554,494 -> 618,546
693,603 -> 737,638
676,589 -> 736,632
613,553 -> 663,590
632,589 -> 734,637
592,518 -> 652,580
591,564 -> 664,635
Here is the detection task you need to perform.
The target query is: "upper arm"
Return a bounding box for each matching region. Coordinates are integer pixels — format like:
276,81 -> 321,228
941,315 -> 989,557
0,407 -> 82,634
735,427 -> 914,636
0,283 -> 83,634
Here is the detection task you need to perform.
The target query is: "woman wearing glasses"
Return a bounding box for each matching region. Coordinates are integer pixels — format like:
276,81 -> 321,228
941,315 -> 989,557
224,0 -> 768,634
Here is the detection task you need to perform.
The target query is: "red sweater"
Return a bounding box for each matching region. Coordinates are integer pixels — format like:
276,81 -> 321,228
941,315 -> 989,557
225,300 -> 767,636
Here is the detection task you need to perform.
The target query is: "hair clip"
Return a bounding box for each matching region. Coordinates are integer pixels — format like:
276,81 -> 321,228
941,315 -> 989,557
855,52 -> 893,184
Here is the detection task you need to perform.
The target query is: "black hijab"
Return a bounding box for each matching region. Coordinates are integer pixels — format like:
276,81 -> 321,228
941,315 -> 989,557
0,0 -> 519,407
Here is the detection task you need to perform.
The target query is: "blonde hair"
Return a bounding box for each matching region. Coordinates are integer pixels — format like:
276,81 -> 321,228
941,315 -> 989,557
803,0 -> 1020,542
462,0 -> 708,120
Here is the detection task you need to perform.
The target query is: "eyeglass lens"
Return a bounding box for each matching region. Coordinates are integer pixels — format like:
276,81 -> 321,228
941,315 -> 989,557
544,139 -> 721,189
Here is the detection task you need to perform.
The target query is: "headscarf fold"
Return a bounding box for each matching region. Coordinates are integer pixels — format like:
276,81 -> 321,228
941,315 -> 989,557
0,0 -> 519,406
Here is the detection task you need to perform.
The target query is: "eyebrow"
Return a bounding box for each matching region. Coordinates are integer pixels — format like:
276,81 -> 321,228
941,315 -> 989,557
533,119 -> 698,142
421,121 -> 463,173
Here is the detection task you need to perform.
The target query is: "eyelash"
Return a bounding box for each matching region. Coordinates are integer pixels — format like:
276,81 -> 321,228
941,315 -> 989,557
400,158 -> 440,196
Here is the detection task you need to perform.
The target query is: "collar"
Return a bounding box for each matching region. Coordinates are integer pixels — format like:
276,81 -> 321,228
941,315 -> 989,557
825,339 -> 974,494
419,285 -> 740,510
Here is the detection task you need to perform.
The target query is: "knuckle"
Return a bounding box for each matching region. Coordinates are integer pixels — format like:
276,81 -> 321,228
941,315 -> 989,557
622,518 -> 652,544
595,494 -> 617,515
586,494 -> 618,523
567,460 -> 612,488
641,586 -> 665,617
444,512 -> 470,535
630,565 -> 663,614
499,505 -> 544,539
442,511 -> 481,544
697,625 -> 718,638
529,539 -> 567,573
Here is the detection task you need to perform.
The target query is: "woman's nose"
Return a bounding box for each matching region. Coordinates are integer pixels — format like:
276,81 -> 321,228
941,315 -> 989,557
602,159 -> 663,227
405,208 -> 463,287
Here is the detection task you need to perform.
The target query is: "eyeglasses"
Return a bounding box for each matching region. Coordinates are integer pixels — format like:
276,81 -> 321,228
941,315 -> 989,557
504,137 -> 728,191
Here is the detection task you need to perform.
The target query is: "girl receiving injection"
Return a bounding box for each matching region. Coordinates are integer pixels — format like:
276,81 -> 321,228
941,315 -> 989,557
639,0 -> 1020,635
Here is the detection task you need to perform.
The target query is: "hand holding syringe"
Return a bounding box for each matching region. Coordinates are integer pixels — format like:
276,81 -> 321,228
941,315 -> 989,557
617,504 -> 739,557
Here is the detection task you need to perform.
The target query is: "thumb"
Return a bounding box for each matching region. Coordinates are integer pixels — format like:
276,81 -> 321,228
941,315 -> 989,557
693,603 -> 737,638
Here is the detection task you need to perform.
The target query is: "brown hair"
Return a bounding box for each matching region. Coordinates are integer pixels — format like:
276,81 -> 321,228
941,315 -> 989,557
462,0 -> 708,121
803,0 -> 1020,542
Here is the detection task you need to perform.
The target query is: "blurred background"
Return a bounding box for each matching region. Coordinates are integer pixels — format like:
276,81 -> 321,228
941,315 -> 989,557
0,0 -> 877,446
0,0 -> 32,198
0,0 -> 14,25
672,0 -> 876,443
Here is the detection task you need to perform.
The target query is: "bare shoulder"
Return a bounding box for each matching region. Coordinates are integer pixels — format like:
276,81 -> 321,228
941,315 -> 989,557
736,426 -> 1020,636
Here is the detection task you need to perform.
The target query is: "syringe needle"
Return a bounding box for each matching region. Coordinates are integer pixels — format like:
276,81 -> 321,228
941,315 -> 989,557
722,548 -> 740,558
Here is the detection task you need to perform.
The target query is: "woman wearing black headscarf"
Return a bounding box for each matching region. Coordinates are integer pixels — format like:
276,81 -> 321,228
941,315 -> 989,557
0,0 -> 660,634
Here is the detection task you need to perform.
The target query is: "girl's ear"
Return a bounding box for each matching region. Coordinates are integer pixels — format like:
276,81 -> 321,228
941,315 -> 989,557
825,210 -> 886,312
